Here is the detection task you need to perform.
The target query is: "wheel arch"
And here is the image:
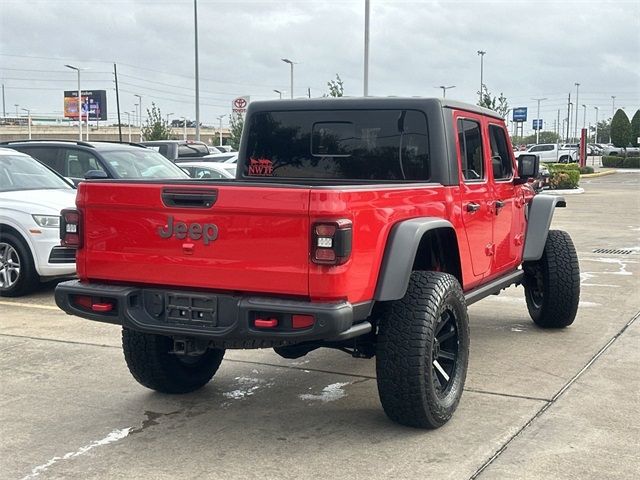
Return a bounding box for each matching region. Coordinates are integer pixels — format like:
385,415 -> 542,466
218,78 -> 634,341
0,221 -> 33,252
374,218 -> 462,301
522,195 -> 566,262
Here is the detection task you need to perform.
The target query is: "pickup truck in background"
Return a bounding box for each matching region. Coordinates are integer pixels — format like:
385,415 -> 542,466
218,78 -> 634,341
514,143 -> 577,163
55,98 -> 580,429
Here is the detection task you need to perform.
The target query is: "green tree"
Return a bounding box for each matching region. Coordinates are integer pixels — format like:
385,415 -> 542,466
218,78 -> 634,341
229,112 -> 244,150
591,118 -> 611,144
630,110 -> 640,147
477,85 -> 509,118
520,131 -> 561,145
326,74 -> 344,97
610,109 -> 631,148
141,103 -> 172,141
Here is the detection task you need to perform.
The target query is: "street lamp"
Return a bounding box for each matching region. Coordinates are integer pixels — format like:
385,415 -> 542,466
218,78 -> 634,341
21,108 -> 32,140
364,0 -> 370,96
281,58 -> 296,99
166,112 -> 174,124
581,104 -> 587,134
181,116 -> 188,141
134,103 -> 139,128
216,114 -> 226,146
125,112 -> 132,142
134,94 -> 142,126
14,104 -> 19,116
611,95 -> 616,117
593,106 -> 599,143
65,64 -> 83,140
573,82 -> 580,142
436,85 -> 456,98
477,50 -> 486,102
194,0 -> 201,141
273,89 -> 283,99
532,97 -> 548,144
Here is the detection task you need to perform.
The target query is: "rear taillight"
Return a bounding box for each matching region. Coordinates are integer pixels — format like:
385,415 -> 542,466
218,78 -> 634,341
60,208 -> 82,248
311,219 -> 352,265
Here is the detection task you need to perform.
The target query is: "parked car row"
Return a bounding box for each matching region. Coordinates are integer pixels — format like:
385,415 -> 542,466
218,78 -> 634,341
0,139 -> 240,297
0,148 -> 78,296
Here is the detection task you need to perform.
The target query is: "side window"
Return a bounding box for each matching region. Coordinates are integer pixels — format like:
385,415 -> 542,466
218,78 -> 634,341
530,145 -> 543,152
18,147 -> 61,172
62,149 -> 105,178
457,119 -> 484,181
543,145 -> 554,152
488,125 -> 513,180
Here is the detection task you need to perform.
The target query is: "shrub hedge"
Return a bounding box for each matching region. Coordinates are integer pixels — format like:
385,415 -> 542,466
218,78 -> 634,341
549,169 -> 580,189
579,166 -> 594,174
623,157 -> 640,168
548,162 -> 580,172
602,156 -> 624,167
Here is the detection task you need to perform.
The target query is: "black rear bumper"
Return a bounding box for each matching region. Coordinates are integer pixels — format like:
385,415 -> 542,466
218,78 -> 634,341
55,280 -> 372,348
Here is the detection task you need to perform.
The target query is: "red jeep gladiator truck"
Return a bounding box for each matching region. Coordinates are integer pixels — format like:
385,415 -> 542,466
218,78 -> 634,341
55,98 -> 580,429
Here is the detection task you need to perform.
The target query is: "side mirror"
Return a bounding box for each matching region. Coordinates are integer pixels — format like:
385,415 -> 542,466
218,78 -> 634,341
84,170 -> 108,180
516,154 -> 539,183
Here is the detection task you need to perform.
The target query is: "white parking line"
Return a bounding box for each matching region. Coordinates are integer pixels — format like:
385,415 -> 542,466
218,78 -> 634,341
20,428 -> 131,479
0,301 -> 59,311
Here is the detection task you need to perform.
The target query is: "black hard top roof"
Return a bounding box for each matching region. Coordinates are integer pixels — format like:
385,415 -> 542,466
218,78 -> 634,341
246,97 -> 505,121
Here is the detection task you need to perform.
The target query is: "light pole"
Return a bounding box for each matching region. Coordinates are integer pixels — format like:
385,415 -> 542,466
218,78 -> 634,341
581,104 -> 587,134
134,94 -> 142,126
134,103 -> 139,129
364,0 -> 370,96
194,0 -> 201,140
65,64 -> 83,140
477,50 -> 486,102
134,94 -> 142,141
126,112 -> 132,142
436,85 -> 456,98
273,89 -> 283,99
281,58 -> 295,99
611,95 -> 616,117
21,108 -> 32,140
216,114 -> 226,146
14,104 -> 19,116
593,106 -> 599,143
573,83 -> 580,142
166,112 -> 174,124
532,97 -> 547,144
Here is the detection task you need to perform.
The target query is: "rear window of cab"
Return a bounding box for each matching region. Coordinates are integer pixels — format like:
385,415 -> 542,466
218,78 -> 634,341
244,109 -> 430,181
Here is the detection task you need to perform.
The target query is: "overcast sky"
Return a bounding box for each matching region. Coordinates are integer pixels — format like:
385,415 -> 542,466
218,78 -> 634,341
1,0 -> 639,135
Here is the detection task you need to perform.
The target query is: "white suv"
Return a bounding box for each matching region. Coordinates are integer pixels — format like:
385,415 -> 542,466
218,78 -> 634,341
0,148 -> 77,296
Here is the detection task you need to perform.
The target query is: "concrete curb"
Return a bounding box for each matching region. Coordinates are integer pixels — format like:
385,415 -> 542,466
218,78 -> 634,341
540,187 -> 585,195
581,169 -> 617,178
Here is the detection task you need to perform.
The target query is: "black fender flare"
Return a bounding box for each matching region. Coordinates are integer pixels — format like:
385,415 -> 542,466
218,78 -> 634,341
522,195 -> 566,262
374,218 -> 455,301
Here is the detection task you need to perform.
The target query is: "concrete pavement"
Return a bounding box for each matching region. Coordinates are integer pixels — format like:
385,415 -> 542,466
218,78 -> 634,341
1,173 -> 638,480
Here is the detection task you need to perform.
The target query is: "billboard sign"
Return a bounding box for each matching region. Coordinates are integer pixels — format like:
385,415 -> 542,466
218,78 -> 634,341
64,90 -> 107,121
532,119 -> 543,130
513,107 -> 527,122
232,96 -> 250,116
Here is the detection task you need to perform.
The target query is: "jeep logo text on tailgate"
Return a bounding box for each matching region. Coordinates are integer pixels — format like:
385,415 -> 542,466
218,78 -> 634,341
158,216 -> 218,245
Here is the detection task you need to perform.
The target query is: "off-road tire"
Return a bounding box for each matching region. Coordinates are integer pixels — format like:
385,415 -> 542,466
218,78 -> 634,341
376,271 -> 469,429
524,229 -> 580,328
122,328 -> 225,393
0,232 -> 38,297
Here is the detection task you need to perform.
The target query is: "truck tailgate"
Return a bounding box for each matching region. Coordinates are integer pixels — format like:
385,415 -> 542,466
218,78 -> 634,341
76,182 -> 310,296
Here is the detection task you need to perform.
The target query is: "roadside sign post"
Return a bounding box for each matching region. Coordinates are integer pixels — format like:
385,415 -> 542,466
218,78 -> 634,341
513,108 -> 527,145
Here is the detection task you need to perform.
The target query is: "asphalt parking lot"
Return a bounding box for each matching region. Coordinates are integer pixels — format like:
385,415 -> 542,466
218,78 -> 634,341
1,173 -> 638,480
